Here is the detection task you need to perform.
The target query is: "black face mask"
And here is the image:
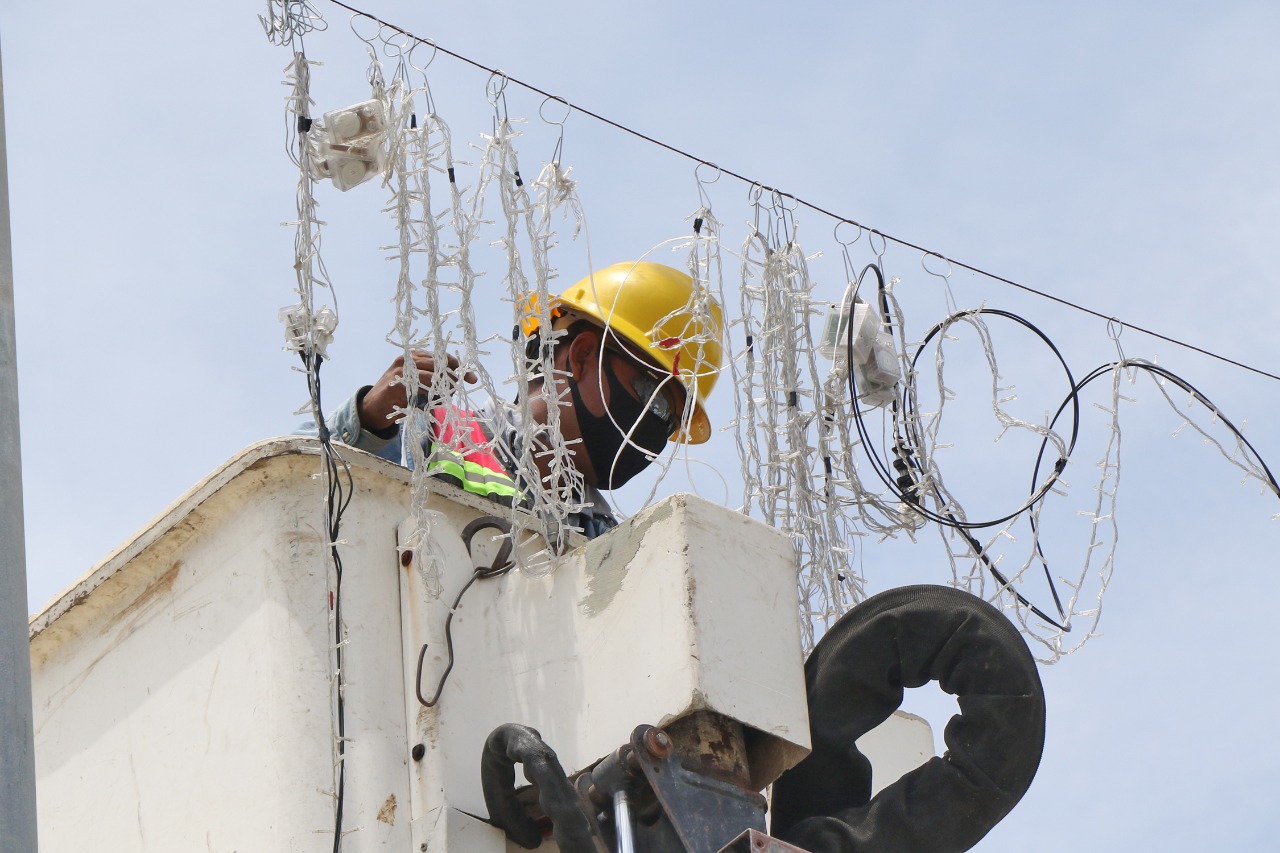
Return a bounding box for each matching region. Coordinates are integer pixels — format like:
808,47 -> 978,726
569,355 -> 671,488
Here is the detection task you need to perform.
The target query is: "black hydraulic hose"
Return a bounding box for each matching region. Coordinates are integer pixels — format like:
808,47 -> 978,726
481,724 -> 599,853
772,585 -> 1046,853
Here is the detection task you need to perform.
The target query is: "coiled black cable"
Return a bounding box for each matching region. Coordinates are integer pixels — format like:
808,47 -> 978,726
847,300 -> 1080,532
844,270 -> 1074,628
1024,359 -> 1280,593
845,267 -> 1280,633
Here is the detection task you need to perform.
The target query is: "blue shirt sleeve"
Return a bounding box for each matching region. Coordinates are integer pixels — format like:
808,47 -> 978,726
293,386 -> 404,464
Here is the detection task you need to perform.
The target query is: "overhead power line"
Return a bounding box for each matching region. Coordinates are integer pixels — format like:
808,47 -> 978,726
321,0 -> 1280,385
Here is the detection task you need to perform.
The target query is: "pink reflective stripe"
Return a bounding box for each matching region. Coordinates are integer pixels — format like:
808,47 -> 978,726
430,406 -> 508,477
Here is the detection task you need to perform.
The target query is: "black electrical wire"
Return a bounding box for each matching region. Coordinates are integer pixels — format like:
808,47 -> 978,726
845,277 -> 1078,531
415,516 -> 516,708
300,351 -> 354,853
843,274 -> 1073,629
848,284 -> 1280,631
898,308 -> 1080,530
1025,359 -> 1280,596
318,0 -> 1280,387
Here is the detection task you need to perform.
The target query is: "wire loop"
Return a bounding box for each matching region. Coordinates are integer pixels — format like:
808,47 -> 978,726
694,162 -> 721,211
868,229 -> 887,260
348,11 -> 380,45
486,70 -> 510,130
833,219 -> 864,247
923,252 -> 957,313
539,95 -> 571,163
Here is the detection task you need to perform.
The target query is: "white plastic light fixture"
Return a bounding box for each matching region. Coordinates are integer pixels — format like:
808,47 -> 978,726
819,296 -> 900,408
308,99 -> 389,192
278,304 -> 339,359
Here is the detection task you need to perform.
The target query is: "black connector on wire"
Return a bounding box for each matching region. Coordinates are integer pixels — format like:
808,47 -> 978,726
892,440 -> 922,507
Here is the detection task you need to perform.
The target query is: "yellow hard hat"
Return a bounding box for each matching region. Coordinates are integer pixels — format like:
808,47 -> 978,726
523,261 -> 724,444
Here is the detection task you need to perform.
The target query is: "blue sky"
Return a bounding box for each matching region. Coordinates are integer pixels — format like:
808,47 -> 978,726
3,1 -> 1279,850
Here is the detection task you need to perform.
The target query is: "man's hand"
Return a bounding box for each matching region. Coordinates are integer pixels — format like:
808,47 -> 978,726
358,351 -> 478,433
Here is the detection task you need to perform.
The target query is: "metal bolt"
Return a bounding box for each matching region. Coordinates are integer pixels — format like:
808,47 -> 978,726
643,727 -> 673,758
411,743 -> 426,761
400,549 -> 414,567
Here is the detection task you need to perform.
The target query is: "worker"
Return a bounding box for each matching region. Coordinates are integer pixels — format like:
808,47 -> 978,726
306,261 -> 723,538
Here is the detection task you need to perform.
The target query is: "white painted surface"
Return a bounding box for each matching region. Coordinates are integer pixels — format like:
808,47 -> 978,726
857,711 -> 936,797
400,491 -> 814,824
414,806 -> 508,852
30,439 -> 414,852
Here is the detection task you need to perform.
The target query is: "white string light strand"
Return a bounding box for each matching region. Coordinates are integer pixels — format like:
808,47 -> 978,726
265,2 -> 1280,663
317,0 -> 1280,388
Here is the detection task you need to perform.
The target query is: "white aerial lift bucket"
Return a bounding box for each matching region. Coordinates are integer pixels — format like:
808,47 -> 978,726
28,438 -> 934,852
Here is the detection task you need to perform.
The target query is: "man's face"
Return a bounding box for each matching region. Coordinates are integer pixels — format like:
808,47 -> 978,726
600,344 -> 687,432
551,327 -> 687,488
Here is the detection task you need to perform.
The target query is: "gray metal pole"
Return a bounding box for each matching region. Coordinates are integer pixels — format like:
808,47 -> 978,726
0,38 -> 41,853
